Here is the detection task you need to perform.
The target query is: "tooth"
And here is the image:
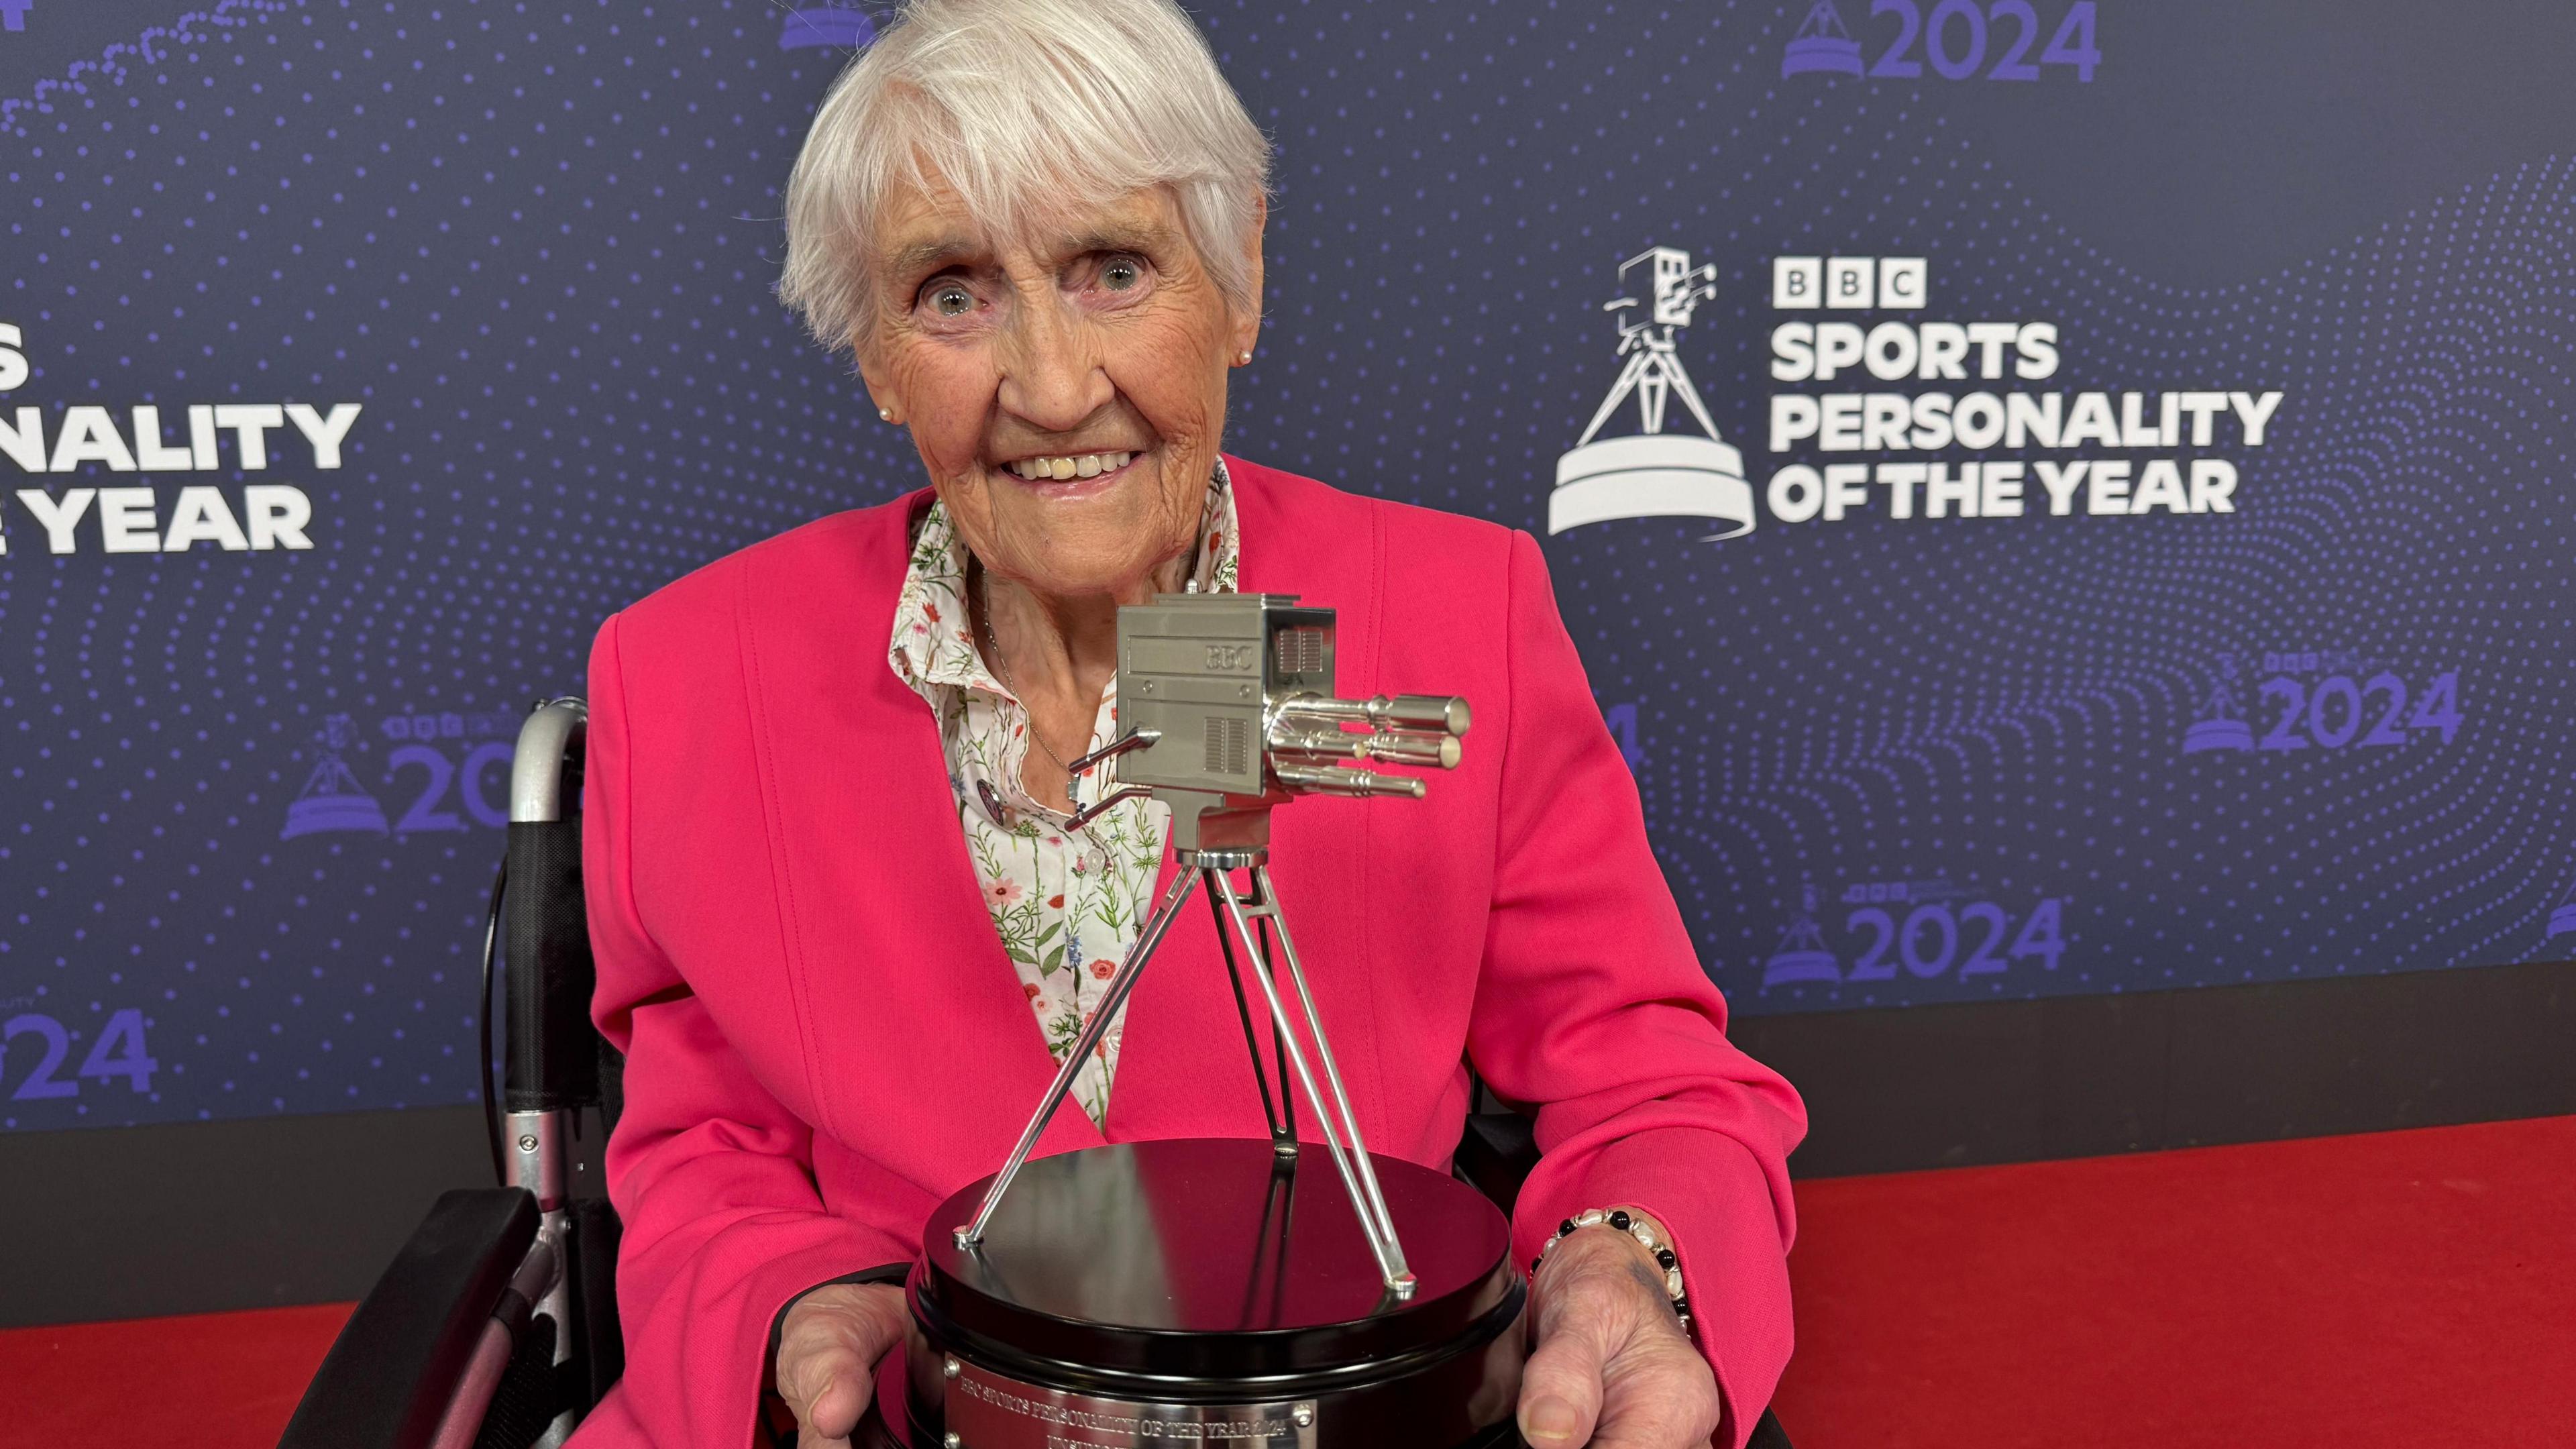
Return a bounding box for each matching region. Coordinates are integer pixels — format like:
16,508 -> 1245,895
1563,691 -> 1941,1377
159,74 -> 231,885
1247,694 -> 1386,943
1051,457 -> 1075,480
1076,455 -> 1102,478
1112,452 -> 1130,469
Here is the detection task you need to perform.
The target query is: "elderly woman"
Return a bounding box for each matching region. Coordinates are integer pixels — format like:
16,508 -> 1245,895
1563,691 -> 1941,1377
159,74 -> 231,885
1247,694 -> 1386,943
568,1 -> 1803,1446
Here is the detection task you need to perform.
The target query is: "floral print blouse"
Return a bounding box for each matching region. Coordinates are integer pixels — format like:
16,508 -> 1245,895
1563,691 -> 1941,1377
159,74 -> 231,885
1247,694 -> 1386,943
885,466 -> 1240,1130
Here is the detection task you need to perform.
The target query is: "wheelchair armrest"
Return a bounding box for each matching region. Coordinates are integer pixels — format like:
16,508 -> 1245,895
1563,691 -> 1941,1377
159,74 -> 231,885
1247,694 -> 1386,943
280,1187 -> 540,1449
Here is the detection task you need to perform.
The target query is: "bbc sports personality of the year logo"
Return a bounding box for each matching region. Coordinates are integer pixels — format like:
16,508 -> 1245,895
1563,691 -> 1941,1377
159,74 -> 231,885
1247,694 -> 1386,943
1549,248 -> 1758,541
1549,250 -> 2284,543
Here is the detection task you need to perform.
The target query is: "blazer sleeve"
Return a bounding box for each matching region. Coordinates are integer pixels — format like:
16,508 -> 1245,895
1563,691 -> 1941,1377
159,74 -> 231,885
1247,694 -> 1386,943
583,610 -> 908,1449
1462,532 -> 1808,1449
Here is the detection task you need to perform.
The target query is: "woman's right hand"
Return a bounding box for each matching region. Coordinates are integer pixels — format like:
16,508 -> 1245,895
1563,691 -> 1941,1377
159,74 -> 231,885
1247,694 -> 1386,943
773,1282 -> 912,1446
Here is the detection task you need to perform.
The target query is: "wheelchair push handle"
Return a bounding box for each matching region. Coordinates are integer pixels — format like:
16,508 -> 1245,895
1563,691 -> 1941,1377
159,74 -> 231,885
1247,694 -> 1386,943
510,697 -> 588,824
503,698 -> 596,1116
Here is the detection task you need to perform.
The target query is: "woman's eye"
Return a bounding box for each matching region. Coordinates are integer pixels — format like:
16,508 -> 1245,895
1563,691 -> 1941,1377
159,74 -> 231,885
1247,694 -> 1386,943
1100,257 -> 1142,292
926,284 -> 973,317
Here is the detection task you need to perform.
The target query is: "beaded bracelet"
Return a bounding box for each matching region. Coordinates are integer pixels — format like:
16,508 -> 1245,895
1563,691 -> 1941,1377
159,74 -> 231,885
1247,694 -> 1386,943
1532,1208 -> 1692,1336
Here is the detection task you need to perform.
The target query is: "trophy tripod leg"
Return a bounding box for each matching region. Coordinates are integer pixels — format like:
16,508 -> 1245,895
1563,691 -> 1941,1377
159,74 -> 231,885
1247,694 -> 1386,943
1242,866 -> 1405,1260
1205,880 -> 1297,1155
953,867 -> 1203,1248
1212,867 -> 1416,1295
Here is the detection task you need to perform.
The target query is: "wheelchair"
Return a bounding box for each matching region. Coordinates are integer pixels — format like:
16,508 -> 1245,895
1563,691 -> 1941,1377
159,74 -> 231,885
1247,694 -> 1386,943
279,700 -> 1792,1449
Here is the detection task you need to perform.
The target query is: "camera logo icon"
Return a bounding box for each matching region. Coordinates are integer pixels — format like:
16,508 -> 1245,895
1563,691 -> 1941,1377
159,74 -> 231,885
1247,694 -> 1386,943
1781,1 -> 1865,78
1550,248 -> 1756,542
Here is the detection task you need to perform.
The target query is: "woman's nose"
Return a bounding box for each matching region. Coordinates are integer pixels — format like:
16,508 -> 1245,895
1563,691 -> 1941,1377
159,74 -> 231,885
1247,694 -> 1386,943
997,303 -> 1113,433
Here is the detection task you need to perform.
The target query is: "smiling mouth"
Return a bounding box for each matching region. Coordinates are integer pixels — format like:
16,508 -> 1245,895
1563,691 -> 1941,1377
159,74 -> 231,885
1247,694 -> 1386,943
1002,449 -> 1137,482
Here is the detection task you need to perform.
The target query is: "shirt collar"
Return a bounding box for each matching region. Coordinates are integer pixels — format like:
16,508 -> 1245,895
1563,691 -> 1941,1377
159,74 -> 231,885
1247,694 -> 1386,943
888,460 -> 1242,701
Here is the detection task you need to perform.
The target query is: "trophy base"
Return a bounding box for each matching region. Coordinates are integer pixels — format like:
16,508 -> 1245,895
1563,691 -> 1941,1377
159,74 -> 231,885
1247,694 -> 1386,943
904,1136 -> 1528,1448
862,1410 -> 1529,1449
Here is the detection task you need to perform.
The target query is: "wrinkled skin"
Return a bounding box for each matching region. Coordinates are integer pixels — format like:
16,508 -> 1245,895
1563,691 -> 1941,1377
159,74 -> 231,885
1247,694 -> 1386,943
854,179 -> 1256,810
1519,1218 -> 1725,1448
771,1283 -> 908,1447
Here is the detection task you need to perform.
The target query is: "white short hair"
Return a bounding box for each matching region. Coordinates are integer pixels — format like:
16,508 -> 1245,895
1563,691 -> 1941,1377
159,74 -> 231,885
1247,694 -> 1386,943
777,0 -> 1272,356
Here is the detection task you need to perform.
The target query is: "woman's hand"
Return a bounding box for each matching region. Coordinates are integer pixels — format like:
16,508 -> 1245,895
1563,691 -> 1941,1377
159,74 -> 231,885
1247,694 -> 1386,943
1518,1217 -> 1724,1449
773,1283 -> 910,1447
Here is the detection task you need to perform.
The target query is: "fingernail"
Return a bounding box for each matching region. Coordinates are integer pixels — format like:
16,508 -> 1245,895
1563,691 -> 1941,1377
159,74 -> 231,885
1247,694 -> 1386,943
1521,1395 -> 1580,1443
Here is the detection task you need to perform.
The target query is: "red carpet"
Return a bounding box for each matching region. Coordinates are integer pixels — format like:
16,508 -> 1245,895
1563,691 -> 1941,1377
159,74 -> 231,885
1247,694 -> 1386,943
0,1300 -> 352,1449
4,1117 -> 2571,1448
1772,1114 -> 2576,1446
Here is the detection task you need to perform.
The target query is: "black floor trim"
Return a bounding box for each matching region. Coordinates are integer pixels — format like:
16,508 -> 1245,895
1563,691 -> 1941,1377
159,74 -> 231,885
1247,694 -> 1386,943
0,1103 -> 605,1328
1733,958 -> 2576,1177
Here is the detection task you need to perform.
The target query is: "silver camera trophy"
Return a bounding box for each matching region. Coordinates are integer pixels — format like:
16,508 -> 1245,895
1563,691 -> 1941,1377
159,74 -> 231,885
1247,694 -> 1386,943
898,593 -> 1529,1449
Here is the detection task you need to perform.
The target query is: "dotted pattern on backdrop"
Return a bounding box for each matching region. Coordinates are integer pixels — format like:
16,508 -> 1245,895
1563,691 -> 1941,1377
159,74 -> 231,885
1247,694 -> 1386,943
1,1 -> 2569,1129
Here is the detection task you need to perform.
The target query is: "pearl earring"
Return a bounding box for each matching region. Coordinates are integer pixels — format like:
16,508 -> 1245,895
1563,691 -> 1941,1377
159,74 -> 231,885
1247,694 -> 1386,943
1236,350 -> 1252,365
879,407 -> 895,422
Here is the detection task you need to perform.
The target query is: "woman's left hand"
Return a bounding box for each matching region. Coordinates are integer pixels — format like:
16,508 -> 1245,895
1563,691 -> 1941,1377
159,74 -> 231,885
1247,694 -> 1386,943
1517,1216 -> 1725,1449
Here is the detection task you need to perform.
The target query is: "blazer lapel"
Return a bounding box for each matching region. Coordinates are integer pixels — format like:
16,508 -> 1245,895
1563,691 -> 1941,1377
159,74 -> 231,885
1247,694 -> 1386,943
735,501 -> 1106,1192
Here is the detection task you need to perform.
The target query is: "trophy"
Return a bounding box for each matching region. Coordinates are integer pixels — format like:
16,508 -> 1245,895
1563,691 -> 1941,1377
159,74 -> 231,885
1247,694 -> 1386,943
896,591 -> 1526,1448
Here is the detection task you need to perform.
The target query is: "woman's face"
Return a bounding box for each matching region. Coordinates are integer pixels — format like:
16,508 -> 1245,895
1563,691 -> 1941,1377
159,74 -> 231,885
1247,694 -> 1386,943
857,181 -> 1262,600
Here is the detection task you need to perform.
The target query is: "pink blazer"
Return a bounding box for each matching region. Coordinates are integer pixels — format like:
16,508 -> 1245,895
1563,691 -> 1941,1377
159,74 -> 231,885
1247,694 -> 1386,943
567,458 -> 1805,1448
